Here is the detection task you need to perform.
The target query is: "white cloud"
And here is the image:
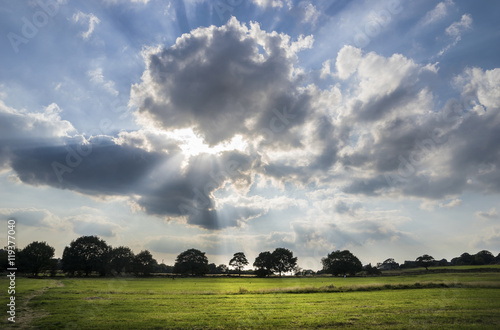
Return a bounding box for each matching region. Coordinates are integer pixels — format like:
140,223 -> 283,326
0,101 -> 75,140
455,67 -> 500,111
446,13 -> 473,37
476,208 -> 499,220
335,45 -> 362,80
69,214 -> 121,237
421,0 -> 454,26
438,14 -> 472,56
0,208 -> 64,228
87,68 -> 119,96
73,11 -> 100,40
297,2 -> 321,27
252,0 -> 291,9
439,198 -> 462,208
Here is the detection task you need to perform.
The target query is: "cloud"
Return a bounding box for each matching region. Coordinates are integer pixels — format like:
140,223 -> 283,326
294,2 -> 321,27
88,68 -> 119,96
475,208 -> 499,220
330,47 -> 500,201
438,14 -> 472,56
0,208 -> 63,228
455,67 -> 500,111
439,198 -> 462,208
252,0 -> 291,9
445,13 -> 473,38
69,215 -> 121,237
473,227 -> 500,251
420,0 -> 454,26
103,0 -> 151,4
0,101 -> 75,170
131,17 -> 314,146
72,11 -> 100,40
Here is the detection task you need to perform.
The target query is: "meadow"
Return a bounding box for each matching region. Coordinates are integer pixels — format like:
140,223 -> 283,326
2,268 -> 500,329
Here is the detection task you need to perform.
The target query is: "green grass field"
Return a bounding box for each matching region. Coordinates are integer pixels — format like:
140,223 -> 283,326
2,270 -> 500,329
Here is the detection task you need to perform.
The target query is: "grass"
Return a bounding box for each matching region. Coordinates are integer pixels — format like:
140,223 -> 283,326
1,271 -> 500,328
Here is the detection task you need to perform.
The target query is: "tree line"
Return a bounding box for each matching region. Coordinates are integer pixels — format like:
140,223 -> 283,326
2,235 -> 499,277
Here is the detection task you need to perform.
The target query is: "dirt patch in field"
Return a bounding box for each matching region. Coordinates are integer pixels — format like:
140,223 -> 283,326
15,280 -> 63,329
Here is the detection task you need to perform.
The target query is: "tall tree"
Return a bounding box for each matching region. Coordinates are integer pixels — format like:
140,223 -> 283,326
271,248 -> 297,277
19,241 -> 55,276
62,236 -> 111,276
216,264 -> 228,274
381,258 -> 399,270
229,252 -> 249,276
458,252 -> 473,265
415,254 -> 435,271
109,246 -> 135,275
253,251 -> 273,277
322,250 -> 362,276
473,250 -> 494,265
173,248 -> 209,276
133,250 -> 157,276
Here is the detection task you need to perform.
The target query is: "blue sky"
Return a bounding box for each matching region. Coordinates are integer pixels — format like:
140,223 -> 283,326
1,0 -> 499,270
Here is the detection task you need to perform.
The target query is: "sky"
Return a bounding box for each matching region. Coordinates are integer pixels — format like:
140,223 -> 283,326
1,0 -> 499,271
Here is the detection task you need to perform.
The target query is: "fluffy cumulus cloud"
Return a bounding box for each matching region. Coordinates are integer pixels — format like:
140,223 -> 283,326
328,46 -> 500,201
131,17 -> 314,146
0,101 -> 75,171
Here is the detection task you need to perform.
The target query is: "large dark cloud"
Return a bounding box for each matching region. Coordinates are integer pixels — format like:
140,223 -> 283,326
131,17 -> 314,146
9,134 -> 259,229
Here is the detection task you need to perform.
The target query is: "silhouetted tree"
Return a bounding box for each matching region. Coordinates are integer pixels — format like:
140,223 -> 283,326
62,236 -> 110,276
173,248 -> 209,276
322,250 -> 362,276
416,254 -> 435,271
458,252 -> 474,265
109,246 -> 134,275
253,251 -> 273,277
473,250 -> 494,265
133,250 -> 157,276
229,252 -> 249,276
155,263 -> 174,273
380,258 -> 399,270
216,264 -> 228,274
271,248 -> 297,277
364,263 -> 381,275
18,241 -> 55,276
